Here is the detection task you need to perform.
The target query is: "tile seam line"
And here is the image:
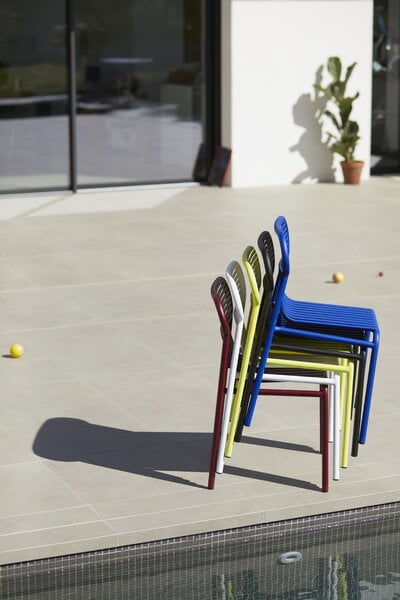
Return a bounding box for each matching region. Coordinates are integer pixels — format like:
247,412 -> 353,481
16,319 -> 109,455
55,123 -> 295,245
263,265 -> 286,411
295,255 -> 400,266
0,459 -> 53,470
80,379 -> 153,432
0,272 -> 219,295
0,504 -> 107,523
106,508 -> 264,533
255,486 -> 400,508
0,518 -> 107,538
0,513 -> 264,559
40,462 -> 113,530
6,311 -> 213,333
101,495 -> 252,523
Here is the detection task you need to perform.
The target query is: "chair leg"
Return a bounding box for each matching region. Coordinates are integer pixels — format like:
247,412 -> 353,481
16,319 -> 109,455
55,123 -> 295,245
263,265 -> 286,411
332,374 -> 340,481
321,386 -> 329,493
351,349 -> 367,457
208,341 -> 230,490
359,334 -> 380,444
340,362 -> 355,468
234,298 -> 271,443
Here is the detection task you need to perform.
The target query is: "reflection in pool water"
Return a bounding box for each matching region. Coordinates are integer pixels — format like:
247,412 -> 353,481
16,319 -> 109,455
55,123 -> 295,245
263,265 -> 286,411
1,502 -> 399,599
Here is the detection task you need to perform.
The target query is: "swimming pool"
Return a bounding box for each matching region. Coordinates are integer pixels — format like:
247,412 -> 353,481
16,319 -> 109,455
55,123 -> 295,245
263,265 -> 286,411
1,502 -> 399,599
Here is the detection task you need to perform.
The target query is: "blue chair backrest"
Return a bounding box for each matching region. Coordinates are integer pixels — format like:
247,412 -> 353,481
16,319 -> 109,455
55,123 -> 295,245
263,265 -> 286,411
271,216 -> 290,309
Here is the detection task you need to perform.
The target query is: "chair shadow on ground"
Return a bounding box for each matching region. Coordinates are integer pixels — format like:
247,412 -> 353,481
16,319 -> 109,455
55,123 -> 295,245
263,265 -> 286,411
32,418 -> 321,492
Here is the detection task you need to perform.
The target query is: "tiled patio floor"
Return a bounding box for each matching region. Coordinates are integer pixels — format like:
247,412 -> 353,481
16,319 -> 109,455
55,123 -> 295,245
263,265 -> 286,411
0,177 -> 399,565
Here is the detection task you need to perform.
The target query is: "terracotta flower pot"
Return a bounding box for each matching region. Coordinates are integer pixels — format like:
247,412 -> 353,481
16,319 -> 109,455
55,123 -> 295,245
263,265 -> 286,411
340,160 -> 364,185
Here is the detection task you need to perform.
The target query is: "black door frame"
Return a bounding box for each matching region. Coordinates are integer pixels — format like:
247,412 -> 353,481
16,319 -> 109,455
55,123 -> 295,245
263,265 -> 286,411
66,0 -> 77,192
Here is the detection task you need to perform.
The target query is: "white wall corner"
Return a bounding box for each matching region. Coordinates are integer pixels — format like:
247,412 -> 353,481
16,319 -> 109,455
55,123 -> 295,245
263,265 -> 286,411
222,0 -> 374,187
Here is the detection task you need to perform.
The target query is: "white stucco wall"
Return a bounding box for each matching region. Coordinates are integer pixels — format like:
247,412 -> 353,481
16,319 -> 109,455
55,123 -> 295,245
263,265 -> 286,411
221,0 -> 373,186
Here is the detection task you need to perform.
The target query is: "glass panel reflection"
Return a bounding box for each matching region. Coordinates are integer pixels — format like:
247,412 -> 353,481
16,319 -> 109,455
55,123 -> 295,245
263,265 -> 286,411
372,0 -> 400,172
0,1 -> 69,192
75,0 -> 205,186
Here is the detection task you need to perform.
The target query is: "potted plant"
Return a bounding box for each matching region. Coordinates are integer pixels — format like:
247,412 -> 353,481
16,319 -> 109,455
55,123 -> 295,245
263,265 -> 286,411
315,56 -> 364,184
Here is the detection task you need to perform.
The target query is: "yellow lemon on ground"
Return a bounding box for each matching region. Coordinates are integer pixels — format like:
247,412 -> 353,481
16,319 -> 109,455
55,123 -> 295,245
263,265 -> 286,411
332,272 -> 344,284
10,343 -> 24,358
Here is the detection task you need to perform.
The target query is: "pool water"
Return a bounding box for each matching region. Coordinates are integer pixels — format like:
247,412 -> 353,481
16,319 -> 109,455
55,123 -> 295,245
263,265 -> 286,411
1,502 -> 399,600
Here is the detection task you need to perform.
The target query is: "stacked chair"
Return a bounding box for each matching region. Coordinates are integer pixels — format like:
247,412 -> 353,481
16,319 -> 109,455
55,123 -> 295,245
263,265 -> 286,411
208,216 -> 380,492
208,275 -> 331,492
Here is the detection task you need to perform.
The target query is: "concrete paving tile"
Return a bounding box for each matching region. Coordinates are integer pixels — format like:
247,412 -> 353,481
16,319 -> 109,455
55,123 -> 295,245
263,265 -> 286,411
227,427 -> 322,475
251,475 -> 400,511
106,498 -> 263,534
116,313 -> 219,367
353,458 -> 400,478
0,463 -> 85,518
112,511 -> 268,546
0,351 -> 76,386
0,260 -> 40,291
43,438 -> 209,504
4,250 -> 127,287
29,188 -> 187,219
0,426 -> 40,466
85,366 -> 218,431
0,226 -> 58,258
91,486 -> 245,519
259,490 -> 400,526
151,274 -> 219,313
60,280 -> 191,323
1,379 -> 147,451
0,288 -> 97,331
15,322 -> 182,380
0,506 -> 99,536
0,520 -> 112,553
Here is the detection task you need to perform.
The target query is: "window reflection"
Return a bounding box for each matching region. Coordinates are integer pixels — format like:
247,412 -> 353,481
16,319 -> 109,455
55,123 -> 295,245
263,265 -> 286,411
0,0 -> 207,193
0,1 -> 68,192
372,0 -> 400,173
76,0 -> 205,186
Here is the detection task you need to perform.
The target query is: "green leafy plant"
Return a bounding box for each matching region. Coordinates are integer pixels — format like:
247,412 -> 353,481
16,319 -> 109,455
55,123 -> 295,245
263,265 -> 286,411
315,56 -> 360,162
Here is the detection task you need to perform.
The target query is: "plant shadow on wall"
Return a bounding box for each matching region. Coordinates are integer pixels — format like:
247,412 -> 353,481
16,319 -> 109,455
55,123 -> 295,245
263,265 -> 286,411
290,66 -> 336,183
291,57 -> 364,184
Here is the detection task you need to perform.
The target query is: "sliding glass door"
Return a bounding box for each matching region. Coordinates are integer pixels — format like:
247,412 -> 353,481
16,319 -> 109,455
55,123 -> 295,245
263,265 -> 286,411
0,0 -> 214,193
75,0 -> 207,187
372,0 -> 400,173
0,0 -> 69,192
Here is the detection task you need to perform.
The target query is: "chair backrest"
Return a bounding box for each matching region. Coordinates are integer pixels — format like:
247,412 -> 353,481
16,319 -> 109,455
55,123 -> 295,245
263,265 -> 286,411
242,245 -> 262,306
225,260 -> 246,322
210,276 -> 233,343
245,216 -> 291,374
257,230 -> 275,289
243,255 -> 274,346
225,261 -> 246,353
272,215 -> 290,307
223,249 -> 263,454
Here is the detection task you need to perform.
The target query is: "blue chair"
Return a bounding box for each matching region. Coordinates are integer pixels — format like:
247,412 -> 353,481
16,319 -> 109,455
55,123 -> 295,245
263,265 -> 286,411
255,229 -> 368,458
246,216 -> 380,449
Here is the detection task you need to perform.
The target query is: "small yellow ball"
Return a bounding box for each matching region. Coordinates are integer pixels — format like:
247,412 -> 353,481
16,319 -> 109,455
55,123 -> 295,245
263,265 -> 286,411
10,343 -> 24,358
332,272 -> 344,284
